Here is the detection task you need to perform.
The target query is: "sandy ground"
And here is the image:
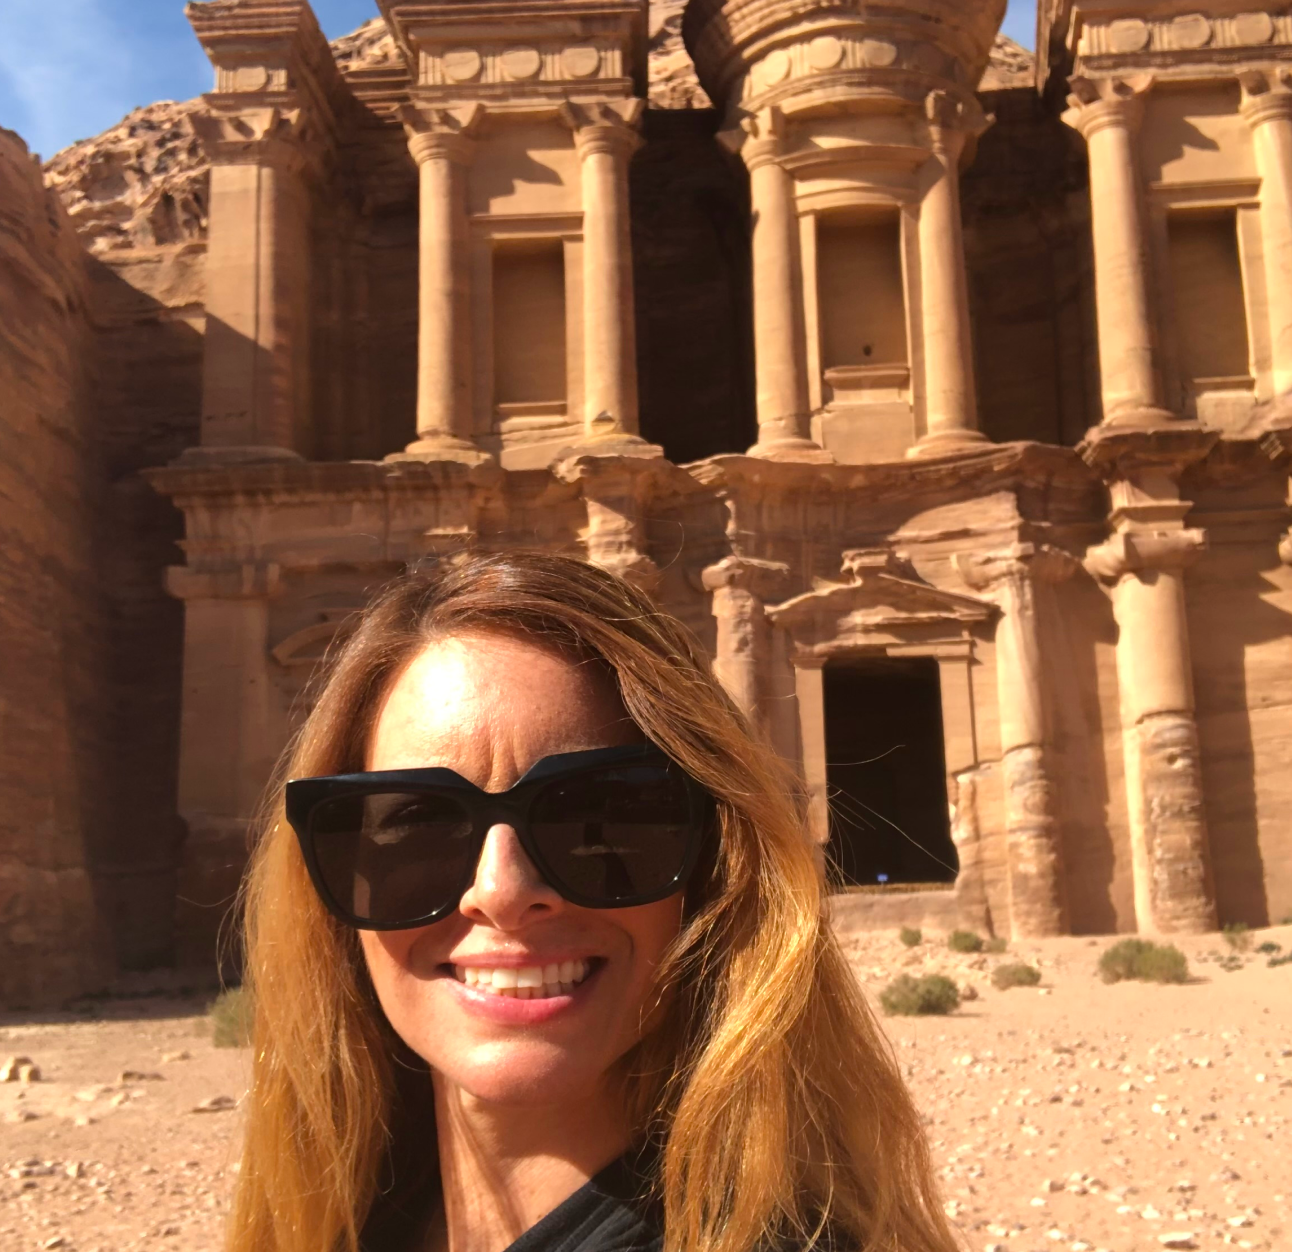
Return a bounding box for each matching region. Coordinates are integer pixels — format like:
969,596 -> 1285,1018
1,926 -> 1288,1252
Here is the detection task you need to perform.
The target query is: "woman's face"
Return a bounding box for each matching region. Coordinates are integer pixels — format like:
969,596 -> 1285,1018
359,632 -> 684,1110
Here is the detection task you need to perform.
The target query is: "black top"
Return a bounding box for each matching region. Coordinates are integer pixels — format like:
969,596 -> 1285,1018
362,1152 -> 664,1252
503,1154 -> 663,1252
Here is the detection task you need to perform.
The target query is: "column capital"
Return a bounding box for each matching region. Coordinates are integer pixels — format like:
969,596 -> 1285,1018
1239,67 -> 1292,129
559,99 -> 644,161
399,102 -> 484,165
1084,528 -> 1206,583
1062,74 -> 1154,141
728,106 -> 789,172
701,555 -> 790,598
954,543 -> 1080,598
923,89 -> 991,160
191,105 -> 312,173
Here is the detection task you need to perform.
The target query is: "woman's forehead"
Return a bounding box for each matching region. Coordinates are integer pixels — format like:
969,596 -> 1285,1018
365,633 -> 640,782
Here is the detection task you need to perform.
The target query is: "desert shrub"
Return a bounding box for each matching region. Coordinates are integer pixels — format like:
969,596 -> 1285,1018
210,986 -> 253,1048
991,962 -> 1042,990
1269,951 -> 1292,968
947,930 -> 984,954
1222,923 -> 1252,953
985,936 -> 1008,954
1098,938 -> 1189,985
899,926 -> 923,948
880,973 -> 960,1016
1256,941 -> 1282,956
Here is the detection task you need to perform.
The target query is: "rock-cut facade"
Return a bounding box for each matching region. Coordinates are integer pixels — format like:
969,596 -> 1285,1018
2,0 -> 1292,1002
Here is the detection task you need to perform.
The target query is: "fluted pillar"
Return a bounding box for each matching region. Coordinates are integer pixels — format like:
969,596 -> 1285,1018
1087,517 -> 1217,934
1240,69 -> 1292,411
1064,76 -> 1176,428
189,108 -> 312,461
740,109 -> 830,463
957,544 -> 1075,937
397,104 -> 489,464
701,556 -> 790,729
910,92 -> 988,458
561,101 -> 649,448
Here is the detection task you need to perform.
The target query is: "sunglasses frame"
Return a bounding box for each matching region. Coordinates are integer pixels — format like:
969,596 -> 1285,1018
285,744 -> 713,931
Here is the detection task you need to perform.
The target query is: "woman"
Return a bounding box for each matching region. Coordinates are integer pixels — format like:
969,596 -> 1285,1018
230,551 -> 958,1252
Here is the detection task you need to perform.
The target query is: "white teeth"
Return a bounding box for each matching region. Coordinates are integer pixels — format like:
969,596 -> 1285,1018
454,960 -> 593,999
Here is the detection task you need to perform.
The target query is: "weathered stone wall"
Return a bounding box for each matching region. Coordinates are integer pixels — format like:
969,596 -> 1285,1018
0,129 -> 112,1004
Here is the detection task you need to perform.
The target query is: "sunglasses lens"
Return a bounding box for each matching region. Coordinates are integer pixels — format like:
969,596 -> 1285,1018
529,764 -> 698,904
309,792 -> 475,926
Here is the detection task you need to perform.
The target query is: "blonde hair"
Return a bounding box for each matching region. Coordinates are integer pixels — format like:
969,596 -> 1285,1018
229,551 -> 957,1252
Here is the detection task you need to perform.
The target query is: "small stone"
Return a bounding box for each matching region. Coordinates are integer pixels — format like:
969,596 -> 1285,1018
1043,1178 -> 1063,1192
119,1069 -> 164,1083
191,1094 -> 237,1113
5,1109 -> 38,1123
0,1055 -> 36,1082
1227,1216 -> 1253,1228
161,1050 -> 191,1063
1158,1236 -> 1197,1250
65,1161 -> 83,1178
42,1238 -> 66,1250
109,1092 -> 130,1107
71,1115 -> 95,1127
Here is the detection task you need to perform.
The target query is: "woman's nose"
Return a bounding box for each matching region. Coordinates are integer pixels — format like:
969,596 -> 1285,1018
457,824 -> 563,928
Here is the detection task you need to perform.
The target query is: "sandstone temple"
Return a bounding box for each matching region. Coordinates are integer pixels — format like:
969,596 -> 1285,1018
3,0 -> 1292,1004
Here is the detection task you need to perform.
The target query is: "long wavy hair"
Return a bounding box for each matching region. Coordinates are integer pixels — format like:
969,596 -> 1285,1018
228,550 -> 957,1252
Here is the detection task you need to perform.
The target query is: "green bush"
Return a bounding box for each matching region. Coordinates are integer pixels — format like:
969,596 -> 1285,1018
947,930 -> 984,954
210,986 -> 254,1048
984,936 -> 1008,954
899,926 -> 923,948
880,974 -> 960,1016
991,962 -> 1042,990
1222,923 -> 1252,953
1256,941 -> 1282,956
1098,939 -> 1189,985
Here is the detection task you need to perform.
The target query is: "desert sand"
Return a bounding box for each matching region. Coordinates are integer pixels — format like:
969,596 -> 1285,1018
1,927 -> 1287,1252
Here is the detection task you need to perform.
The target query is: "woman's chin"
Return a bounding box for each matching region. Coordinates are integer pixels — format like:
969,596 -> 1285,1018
433,1045 -> 615,1110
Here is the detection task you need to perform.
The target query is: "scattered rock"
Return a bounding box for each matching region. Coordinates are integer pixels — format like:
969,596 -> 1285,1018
190,1095 -> 237,1114
1158,1235 -> 1197,1250
161,1050 -> 191,1063
119,1069 -> 164,1083
0,1055 -> 39,1082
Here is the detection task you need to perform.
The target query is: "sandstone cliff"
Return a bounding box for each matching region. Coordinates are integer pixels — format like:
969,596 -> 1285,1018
0,128 -> 112,1004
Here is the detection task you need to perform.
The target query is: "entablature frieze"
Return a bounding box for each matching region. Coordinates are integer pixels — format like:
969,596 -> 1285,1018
382,0 -> 646,108
683,0 -> 1004,113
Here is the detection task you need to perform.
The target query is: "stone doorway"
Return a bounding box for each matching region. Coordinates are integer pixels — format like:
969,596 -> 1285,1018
823,656 -> 958,888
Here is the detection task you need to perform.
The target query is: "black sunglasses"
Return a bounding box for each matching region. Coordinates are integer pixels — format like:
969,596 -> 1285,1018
285,745 -> 712,930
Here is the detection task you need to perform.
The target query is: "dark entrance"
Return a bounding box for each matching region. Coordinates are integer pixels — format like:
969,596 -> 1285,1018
823,656 -> 958,887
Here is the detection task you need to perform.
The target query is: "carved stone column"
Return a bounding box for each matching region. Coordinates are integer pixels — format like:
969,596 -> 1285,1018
910,92 -> 989,459
561,101 -> 652,450
701,556 -> 790,729
957,544 -> 1075,938
190,108 -> 313,461
1240,69 -> 1292,412
1063,76 -> 1176,428
1084,452 -> 1217,934
396,104 -> 490,464
739,109 -> 830,463
166,562 -> 283,966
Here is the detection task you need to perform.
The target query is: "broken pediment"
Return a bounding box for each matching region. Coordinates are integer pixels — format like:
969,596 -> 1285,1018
767,548 -> 995,655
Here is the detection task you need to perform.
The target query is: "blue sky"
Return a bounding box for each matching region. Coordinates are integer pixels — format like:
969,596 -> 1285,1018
0,0 -> 1039,161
